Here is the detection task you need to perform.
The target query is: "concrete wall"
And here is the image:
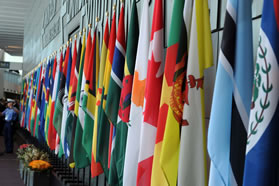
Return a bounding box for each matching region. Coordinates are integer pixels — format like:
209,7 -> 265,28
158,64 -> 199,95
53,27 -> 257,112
23,0 -> 163,75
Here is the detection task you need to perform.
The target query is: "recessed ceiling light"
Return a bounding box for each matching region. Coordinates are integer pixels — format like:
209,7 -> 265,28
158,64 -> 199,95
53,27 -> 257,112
7,46 -> 22,49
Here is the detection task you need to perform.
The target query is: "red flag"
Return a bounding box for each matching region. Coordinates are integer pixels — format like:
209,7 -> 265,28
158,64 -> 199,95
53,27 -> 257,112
137,0 -> 164,185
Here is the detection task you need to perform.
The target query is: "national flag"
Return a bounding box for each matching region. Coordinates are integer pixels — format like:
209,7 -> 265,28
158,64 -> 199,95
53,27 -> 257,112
53,45 -> 70,149
27,70 -> 36,132
48,54 -> 63,150
137,0 -> 164,185
151,0 -> 185,185
39,60 -> 51,141
44,58 -> 55,142
67,36 -> 82,162
45,56 -> 57,146
82,29 -> 100,161
31,65 -> 43,136
33,64 -> 43,137
60,44 -> 73,157
73,29 -> 91,168
96,10 -> 117,179
44,57 -> 56,143
20,78 -> 27,128
176,0 -> 213,185
23,76 -> 30,128
105,3 -> 127,185
25,74 -> 32,129
30,66 -> 40,135
160,0 -> 192,182
91,17 -> 109,178
243,0 -> 279,185
207,0 -> 253,185
21,77 -> 30,128
110,1 -> 139,185
105,5 -> 126,125
36,62 -> 46,140
122,0 -> 150,185
64,37 -> 78,158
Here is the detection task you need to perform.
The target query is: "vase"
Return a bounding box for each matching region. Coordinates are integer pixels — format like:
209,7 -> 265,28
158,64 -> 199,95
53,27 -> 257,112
19,160 -> 24,179
27,169 -> 50,186
23,167 -> 28,184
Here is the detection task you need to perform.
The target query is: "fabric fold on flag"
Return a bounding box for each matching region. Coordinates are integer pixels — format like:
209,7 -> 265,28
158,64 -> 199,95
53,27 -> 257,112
90,18 -> 109,178
243,0 -> 279,185
123,0 -> 150,185
177,0 -> 213,185
151,0 -> 185,185
82,28 -> 100,161
96,11 -> 117,179
73,30 -> 91,168
207,0 -> 253,185
137,0 -> 164,185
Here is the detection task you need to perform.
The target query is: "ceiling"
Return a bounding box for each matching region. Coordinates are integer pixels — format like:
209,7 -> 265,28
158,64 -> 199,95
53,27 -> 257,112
0,0 -> 33,56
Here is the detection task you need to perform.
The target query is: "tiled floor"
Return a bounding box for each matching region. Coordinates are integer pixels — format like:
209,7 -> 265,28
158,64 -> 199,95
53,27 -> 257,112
0,135 -> 24,186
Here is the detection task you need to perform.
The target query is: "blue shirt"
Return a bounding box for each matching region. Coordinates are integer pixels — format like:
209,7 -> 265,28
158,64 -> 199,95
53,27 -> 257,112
2,108 -> 17,122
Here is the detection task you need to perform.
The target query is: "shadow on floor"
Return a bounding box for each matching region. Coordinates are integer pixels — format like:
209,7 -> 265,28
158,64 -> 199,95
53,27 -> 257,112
0,135 -> 24,186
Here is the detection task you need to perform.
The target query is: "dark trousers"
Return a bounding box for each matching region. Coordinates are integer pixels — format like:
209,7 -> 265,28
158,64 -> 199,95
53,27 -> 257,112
4,122 -> 13,153
0,119 -> 4,135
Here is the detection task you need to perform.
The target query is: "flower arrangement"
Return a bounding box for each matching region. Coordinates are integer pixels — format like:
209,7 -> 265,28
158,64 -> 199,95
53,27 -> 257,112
16,144 -> 34,160
19,144 -> 31,149
16,144 -> 51,170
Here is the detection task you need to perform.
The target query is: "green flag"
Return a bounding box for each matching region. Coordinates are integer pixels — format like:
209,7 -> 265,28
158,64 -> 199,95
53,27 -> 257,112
109,1 -> 139,185
73,30 -> 91,168
82,29 -> 100,160
96,11 -> 117,179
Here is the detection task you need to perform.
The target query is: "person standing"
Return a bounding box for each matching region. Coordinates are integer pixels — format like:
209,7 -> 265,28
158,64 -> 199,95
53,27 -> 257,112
0,99 -> 19,153
0,99 -> 6,136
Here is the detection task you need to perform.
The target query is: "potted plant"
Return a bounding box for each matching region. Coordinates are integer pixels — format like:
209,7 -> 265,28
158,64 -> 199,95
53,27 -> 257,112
16,144 -> 33,180
27,160 -> 52,186
16,144 -> 51,186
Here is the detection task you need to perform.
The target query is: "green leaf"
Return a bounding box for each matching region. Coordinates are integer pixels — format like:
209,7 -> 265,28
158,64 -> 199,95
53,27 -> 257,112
262,83 -> 273,93
253,86 -> 259,102
260,99 -> 270,109
255,111 -> 264,123
262,63 -> 271,73
259,47 -> 267,58
250,121 -> 257,135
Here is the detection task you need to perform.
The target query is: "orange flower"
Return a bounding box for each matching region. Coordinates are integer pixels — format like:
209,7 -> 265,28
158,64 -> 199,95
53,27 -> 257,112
29,160 -> 51,171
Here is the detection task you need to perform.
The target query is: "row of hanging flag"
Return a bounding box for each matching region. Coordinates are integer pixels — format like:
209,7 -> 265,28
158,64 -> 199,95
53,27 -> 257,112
20,0 -> 279,185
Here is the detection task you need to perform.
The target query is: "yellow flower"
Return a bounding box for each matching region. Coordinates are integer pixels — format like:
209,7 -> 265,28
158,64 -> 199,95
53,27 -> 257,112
69,162 -> 75,169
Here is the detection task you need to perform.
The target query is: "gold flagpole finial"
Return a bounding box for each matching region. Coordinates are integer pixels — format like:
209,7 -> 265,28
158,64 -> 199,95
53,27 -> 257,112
88,24 -> 92,29
83,27 -> 86,33
75,34 -> 77,39
120,0 -> 124,4
106,11 -> 109,17
67,41 -> 69,45
96,17 -> 100,22
70,38 -> 72,42
79,31 -> 82,36
113,4 -> 116,10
